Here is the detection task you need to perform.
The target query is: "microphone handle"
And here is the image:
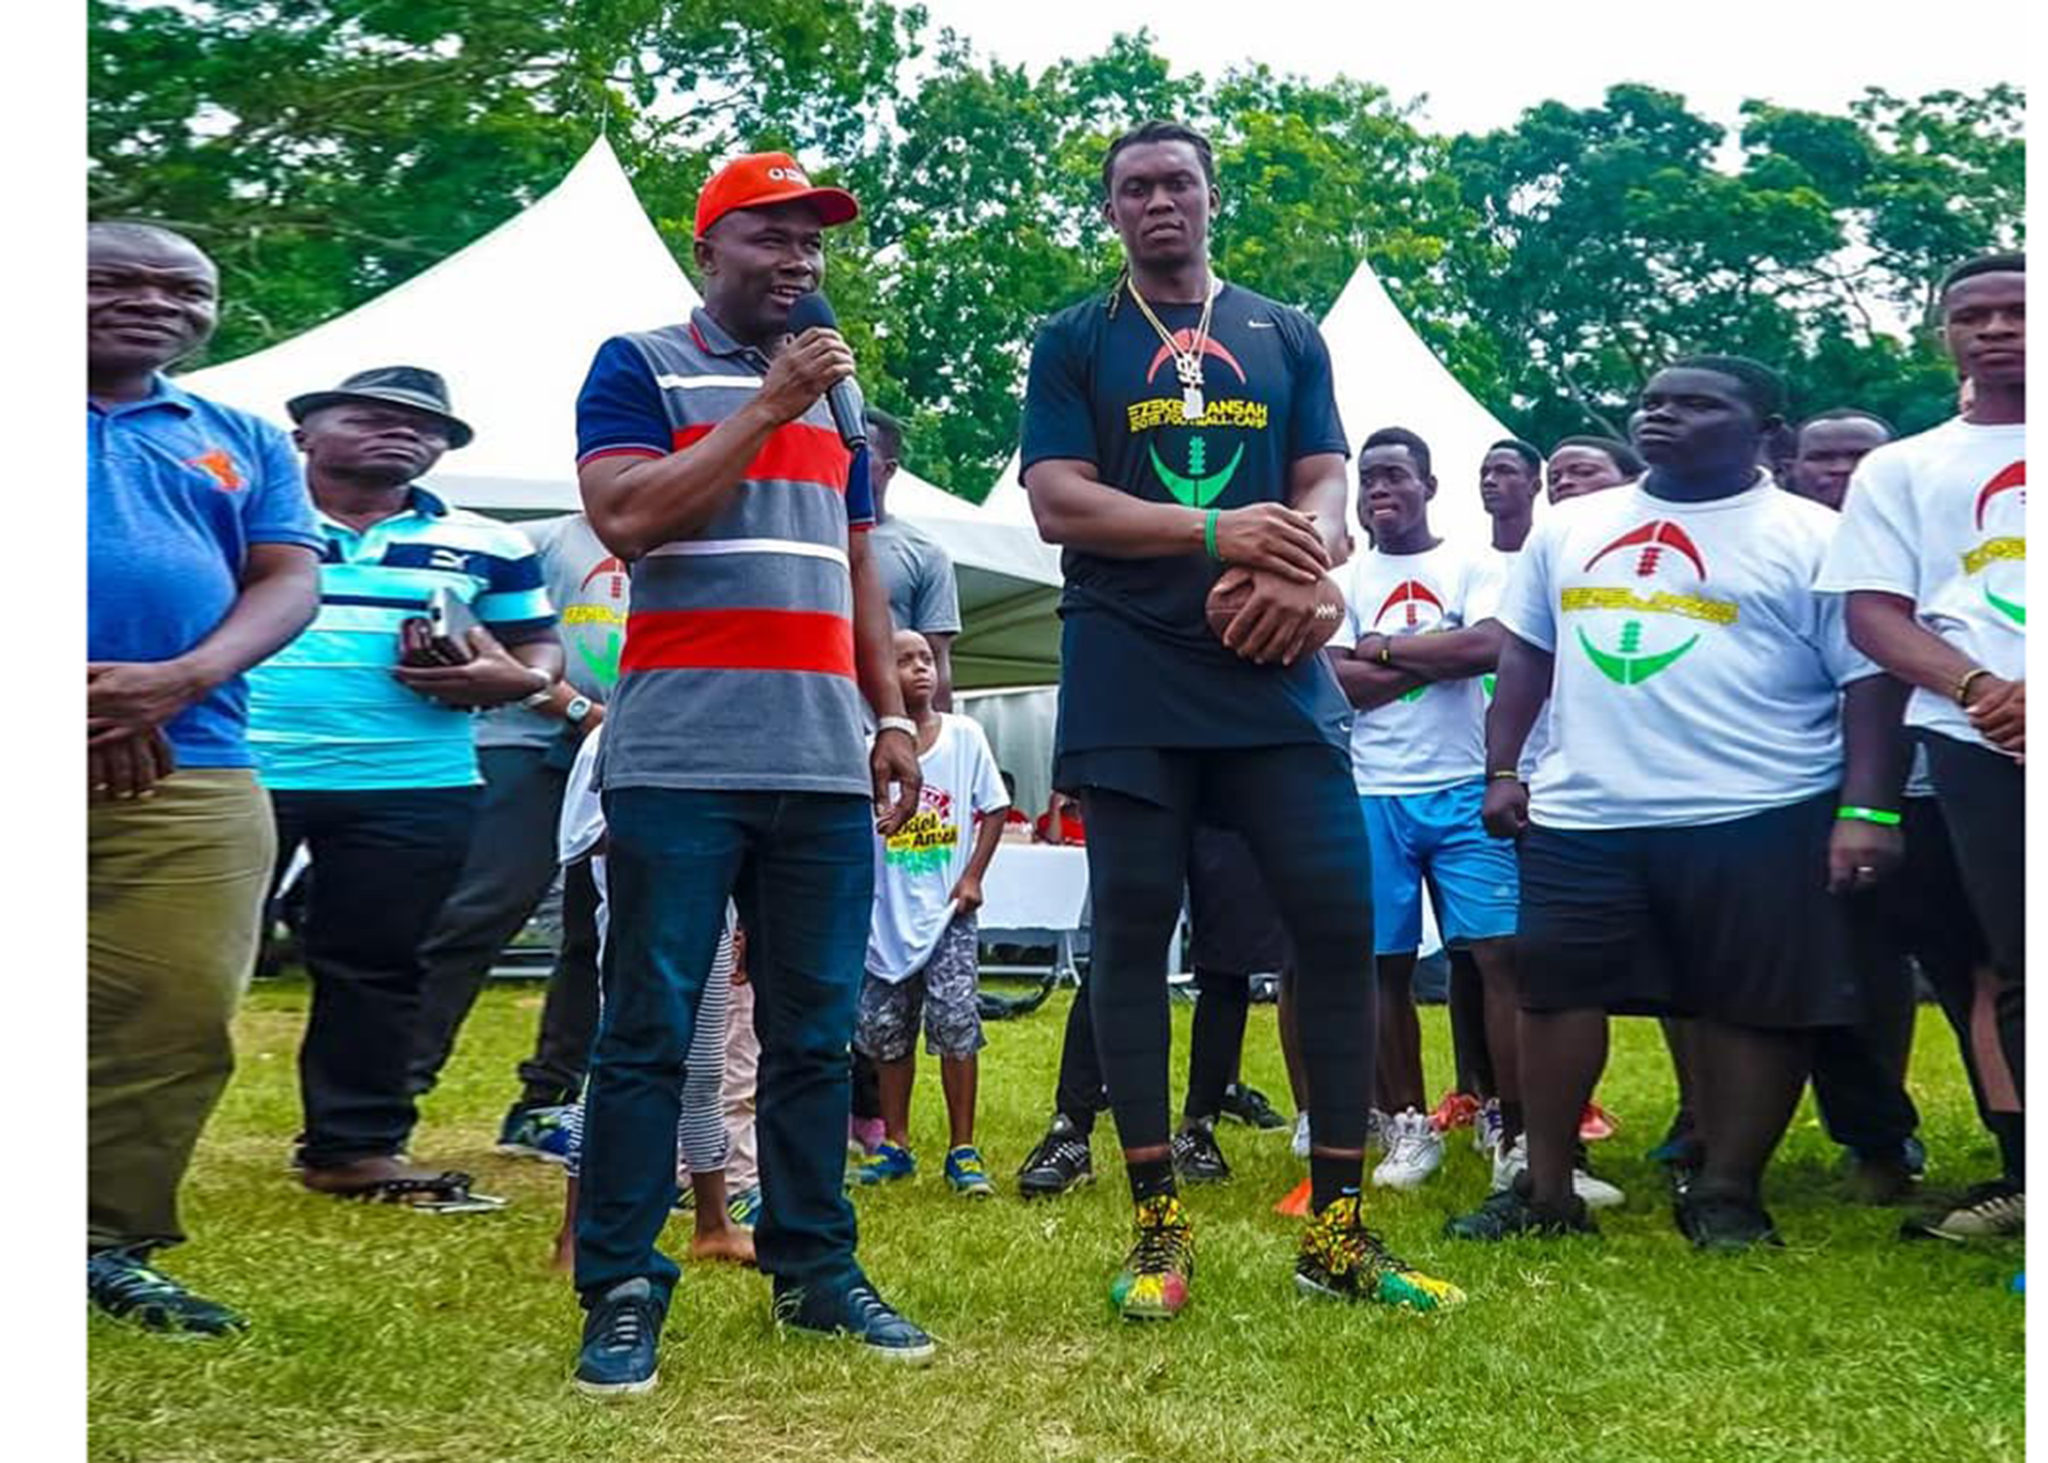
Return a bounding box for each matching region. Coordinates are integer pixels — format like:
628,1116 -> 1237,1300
825,375 -> 867,451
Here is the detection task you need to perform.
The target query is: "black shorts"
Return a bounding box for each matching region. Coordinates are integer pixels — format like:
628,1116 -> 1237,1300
1187,825 -> 1294,976
1516,793 -> 1858,1029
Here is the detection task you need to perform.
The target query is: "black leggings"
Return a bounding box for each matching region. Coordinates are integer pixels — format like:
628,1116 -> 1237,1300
1079,744 -> 1375,1153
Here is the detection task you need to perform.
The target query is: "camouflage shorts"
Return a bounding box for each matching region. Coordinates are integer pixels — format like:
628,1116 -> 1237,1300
855,916 -> 986,1062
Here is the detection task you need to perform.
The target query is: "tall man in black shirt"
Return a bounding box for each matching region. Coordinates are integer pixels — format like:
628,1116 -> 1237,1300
1018,120 -> 1464,1320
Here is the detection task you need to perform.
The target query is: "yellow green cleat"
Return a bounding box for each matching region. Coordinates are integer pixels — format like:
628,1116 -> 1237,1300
1295,1193 -> 1467,1311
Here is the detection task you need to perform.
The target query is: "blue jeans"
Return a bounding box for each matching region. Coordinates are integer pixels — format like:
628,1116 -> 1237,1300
574,788 -> 873,1307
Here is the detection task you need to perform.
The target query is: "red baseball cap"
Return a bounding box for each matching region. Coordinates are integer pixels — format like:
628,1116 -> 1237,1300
694,152 -> 860,238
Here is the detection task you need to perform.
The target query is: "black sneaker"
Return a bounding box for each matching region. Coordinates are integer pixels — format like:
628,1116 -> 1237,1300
574,1277 -> 665,1397
88,1249 -> 247,1336
1674,1189 -> 1784,1252
774,1276 -> 936,1364
1219,1082 -> 1288,1131
1900,1180 -> 2024,1243
1016,1115 -> 1094,1200
1443,1179 -> 1596,1241
1171,1118 -> 1233,1184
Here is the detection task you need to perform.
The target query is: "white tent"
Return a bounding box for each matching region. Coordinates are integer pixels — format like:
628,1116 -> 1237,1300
979,255 -> 1513,552
181,139 -> 1063,689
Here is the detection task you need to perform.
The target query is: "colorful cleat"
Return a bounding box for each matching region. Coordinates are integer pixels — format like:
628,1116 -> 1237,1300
945,1145 -> 996,1198
497,1103 -> 578,1165
1296,1193 -> 1467,1310
726,1185 -> 762,1230
854,1142 -> 916,1186
1109,1194 -> 1195,1321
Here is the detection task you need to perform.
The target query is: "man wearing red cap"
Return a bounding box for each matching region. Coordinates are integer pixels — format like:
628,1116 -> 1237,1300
568,152 -> 930,1393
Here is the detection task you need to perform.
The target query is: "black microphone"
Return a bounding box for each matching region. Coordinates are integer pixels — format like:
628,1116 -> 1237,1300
785,291 -> 867,450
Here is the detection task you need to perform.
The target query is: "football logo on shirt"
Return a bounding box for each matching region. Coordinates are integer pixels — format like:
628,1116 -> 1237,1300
1372,580 -> 1445,703
562,554 -> 630,689
1135,329 -> 1261,508
1963,460 -> 2025,628
1562,520 -> 1739,685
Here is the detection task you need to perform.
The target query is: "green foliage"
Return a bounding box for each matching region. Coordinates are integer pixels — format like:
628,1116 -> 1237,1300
89,3 -> 2025,491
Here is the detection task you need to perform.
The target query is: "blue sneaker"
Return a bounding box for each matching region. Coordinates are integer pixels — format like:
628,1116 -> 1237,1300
774,1276 -> 935,1364
574,1278 -> 664,1397
88,1249 -> 246,1336
726,1185 -> 762,1230
945,1145 -> 996,1198
498,1103 -> 578,1165
855,1142 -> 916,1186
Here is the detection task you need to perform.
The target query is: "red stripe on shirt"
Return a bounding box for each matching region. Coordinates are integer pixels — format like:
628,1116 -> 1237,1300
670,422 -> 849,492
620,608 -> 856,678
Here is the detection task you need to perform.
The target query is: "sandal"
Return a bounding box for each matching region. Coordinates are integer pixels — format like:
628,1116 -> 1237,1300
307,1165 -> 508,1214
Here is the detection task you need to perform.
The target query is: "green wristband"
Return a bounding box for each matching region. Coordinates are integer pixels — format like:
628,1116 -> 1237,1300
1837,805 -> 1902,827
1204,508 -> 1222,561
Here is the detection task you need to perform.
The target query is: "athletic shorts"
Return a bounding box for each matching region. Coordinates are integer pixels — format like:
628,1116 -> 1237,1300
1187,825 -> 1293,975
1515,792 -> 1858,1028
855,916 -> 986,1062
1361,780 -> 1518,956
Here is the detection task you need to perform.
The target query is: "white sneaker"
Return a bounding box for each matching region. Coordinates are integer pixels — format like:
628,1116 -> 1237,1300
1492,1135 -> 1626,1209
1371,1108 -> 1444,1190
1474,1099 -> 1504,1157
1292,1112 -> 1312,1160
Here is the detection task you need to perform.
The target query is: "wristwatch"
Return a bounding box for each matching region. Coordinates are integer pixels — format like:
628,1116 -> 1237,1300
563,694 -> 595,728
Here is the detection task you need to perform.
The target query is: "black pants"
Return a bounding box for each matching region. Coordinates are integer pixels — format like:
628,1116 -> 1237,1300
271,786 -> 480,1168
408,745 -> 602,1108
1809,888 -> 1922,1158
1077,744 -> 1374,1153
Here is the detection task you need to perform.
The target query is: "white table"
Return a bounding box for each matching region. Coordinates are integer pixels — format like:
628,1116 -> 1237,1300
978,843 -> 1090,984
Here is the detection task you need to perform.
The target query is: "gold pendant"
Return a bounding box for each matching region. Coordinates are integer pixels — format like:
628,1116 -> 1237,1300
1182,386 -> 1204,421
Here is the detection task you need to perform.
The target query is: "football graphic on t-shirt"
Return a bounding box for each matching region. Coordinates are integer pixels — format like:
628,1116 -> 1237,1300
1969,460 -> 2025,629
1569,519 -> 1722,686
566,553 -> 630,690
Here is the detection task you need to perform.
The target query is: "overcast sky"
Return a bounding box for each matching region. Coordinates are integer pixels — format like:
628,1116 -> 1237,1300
912,0 -> 2025,138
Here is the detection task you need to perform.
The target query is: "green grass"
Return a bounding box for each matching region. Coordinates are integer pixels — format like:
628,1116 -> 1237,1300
90,981 -> 2023,1463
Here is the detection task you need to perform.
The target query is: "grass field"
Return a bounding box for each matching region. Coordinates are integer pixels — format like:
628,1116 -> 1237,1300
89,978 -> 2024,1463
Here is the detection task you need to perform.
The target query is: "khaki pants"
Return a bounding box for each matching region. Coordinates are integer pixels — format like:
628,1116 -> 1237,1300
88,769 -> 274,1252
723,974 -> 759,1192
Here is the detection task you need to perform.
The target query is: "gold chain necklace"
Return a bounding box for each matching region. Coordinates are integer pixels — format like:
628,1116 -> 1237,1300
1126,274 -> 1220,422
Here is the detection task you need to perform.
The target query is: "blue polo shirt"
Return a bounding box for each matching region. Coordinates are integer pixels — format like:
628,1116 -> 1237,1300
247,486 -> 556,791
88,375 -> 322,769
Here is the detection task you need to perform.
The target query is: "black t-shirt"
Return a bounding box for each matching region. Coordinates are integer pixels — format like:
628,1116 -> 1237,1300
1019,281 -> 1352,756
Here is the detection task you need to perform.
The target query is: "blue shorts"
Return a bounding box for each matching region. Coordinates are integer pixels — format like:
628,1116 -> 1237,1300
1360,780 -> 1518,956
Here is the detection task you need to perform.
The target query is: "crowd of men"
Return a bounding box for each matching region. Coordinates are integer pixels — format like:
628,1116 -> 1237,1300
88,120 -> 2023,1397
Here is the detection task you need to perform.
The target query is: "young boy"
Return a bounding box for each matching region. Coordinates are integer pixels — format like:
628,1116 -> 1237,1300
854,631 -> 1009,1196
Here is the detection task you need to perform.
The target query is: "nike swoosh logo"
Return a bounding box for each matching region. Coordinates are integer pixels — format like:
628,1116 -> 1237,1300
1246,319 -> 1276,329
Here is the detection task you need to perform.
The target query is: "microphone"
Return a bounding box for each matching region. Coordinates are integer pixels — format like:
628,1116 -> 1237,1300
786,291 -> 867,450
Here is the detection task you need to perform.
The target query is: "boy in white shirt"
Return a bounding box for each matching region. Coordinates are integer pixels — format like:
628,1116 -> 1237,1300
852,632 -> 1009,1196
1819,252 -> 2026,1242
1448,356 -> 1906,1252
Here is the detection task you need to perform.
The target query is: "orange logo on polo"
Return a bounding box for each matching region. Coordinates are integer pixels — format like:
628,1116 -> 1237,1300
186,448 -> 245,491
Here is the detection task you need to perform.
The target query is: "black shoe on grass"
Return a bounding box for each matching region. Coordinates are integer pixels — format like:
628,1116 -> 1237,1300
88,1249 -> 247,1336
1171,1118 -> 1233,1184
1016,1114 -> 1094,1199
1674,1190 -> 1784,1252
1444,1178 -> 1596,1241
1219,1082 -> 1288,1131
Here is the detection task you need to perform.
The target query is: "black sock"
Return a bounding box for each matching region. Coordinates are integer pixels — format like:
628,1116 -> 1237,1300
1310,1154 -> 1363,1212
1064,1108 -> 1096,1141
1128,1157 -> 1176,1203
1989,1112 -> 2025,1187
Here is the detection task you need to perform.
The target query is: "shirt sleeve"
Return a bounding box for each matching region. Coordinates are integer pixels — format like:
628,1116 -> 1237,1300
1495,522 -> 1557,653
1019,313 -> 1099,473
1285,316 -> 1351,463
1326,566 -> 1361,652
965,720 -> 1010,815
576,336 -> 671,465
912,539 -> 963,635
241,420 -> 322,550
1816,450 -> 1919,599
1813,588 -> 1881,688
1465,551 -> 1508,625
474,530 -> 558,635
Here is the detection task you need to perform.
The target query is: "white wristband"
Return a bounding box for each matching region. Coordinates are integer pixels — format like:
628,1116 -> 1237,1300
518,669 -> 555,708
877,716 -> 917,739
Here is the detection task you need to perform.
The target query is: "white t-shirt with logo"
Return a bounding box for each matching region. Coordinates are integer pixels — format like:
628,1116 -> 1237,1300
867,715 -> 1010,984
1331,540 -> 1505,795
1495,476 -> 1874,830
1816,417 -> 2025,755
1490,548 -> 1553,781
